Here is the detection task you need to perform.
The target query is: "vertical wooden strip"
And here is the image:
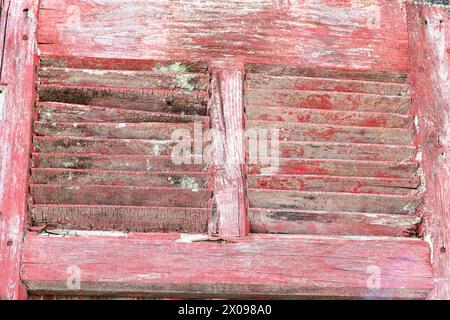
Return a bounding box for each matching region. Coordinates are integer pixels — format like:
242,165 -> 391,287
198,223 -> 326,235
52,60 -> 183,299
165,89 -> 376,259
209,60 -> 249,238
0,0 -> 39,300
407,4 -> 450,300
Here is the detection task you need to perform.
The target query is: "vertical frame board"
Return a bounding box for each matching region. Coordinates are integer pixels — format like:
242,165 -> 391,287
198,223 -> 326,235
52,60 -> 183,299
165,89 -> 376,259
0,0 -> 39,299
407,3 -> 450,299
209,59 -> 249,238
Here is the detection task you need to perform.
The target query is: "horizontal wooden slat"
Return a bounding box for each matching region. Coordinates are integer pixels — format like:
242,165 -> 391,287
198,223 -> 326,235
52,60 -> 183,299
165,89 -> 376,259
248,209 -> 421,237
37,84 -> 208,115
246,74 -> 409,96
37,102 -> 209,124
276,142 -> 416,162
33,137 -> 179,155
246,105 -> 413,128
245,63 -> 408,83
247,121 -> 414,145
246,89 -> 411,114
30,184 -> 211,207
32,153 -> 207,172
30,205 -> 209,233
34,122 -> 203,140
248,175 -> 418,195
40,55 -> 209,73
39,67 -> 209,91
248,158 -> 418,178
22,233 -> 433,299
248,189 -> 421,214
32,169 -> 210,188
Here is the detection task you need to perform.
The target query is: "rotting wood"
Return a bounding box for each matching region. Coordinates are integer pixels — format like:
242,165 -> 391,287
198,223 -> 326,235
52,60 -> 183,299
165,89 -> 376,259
38,67 -> 209,91
36,102 -> 209,124
37,84 -> 208,115
30,205 -> 209,233
30,184 -> 212,207
39,55 -> 209,73
31,168 -> 211,188
31,153 -> 207,172
33,136 -> 181,155
33,121 -> 206,140
247,189 -> 421,214
248,209 -> 421,237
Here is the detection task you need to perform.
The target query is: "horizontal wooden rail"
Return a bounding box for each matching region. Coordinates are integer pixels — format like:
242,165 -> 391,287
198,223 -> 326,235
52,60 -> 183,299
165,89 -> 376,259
22,232 -> 433,299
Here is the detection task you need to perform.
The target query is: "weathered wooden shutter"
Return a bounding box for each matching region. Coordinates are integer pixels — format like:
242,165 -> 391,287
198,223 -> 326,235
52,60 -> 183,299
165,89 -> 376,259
2,0 -> 449,300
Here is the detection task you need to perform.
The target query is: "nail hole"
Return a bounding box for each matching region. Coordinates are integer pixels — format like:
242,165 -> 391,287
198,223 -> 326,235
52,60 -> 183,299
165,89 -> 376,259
424,19 -> 428,25
6,240 -> 13,246
441,247 -> 446,254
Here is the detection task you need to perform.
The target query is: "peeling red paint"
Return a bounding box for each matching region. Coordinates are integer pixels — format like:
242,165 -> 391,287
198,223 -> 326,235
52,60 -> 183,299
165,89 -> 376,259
0,0 -> 39,300
407,3 -> 450,300
1,0 -> 449,300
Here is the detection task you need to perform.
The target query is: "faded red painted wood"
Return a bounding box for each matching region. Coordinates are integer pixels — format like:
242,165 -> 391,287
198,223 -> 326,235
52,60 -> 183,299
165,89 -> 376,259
209,61 -> 249,238
248,158 -> 418,179
246,89 -> 411,114
246,74 -> 410,95
248,175 -> 418,195
243,34 -> 420,236
246,105 -> 414,129
0,0 -> 39,300
407,3 -> 450,300
21,232 -> 433,299
277,141 -> 416,162
245,62 -> 408,83
246,121 -> 414,145
248,209 -> 421,237
37,0 -> 409,74
3,0 -> 446,300
30,54 -> 216,235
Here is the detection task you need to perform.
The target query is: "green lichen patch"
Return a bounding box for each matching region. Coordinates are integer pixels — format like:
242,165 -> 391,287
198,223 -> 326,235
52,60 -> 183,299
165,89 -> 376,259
176,74 -> 198,91
168,175 -> 199,192
153,62 -> 189,73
